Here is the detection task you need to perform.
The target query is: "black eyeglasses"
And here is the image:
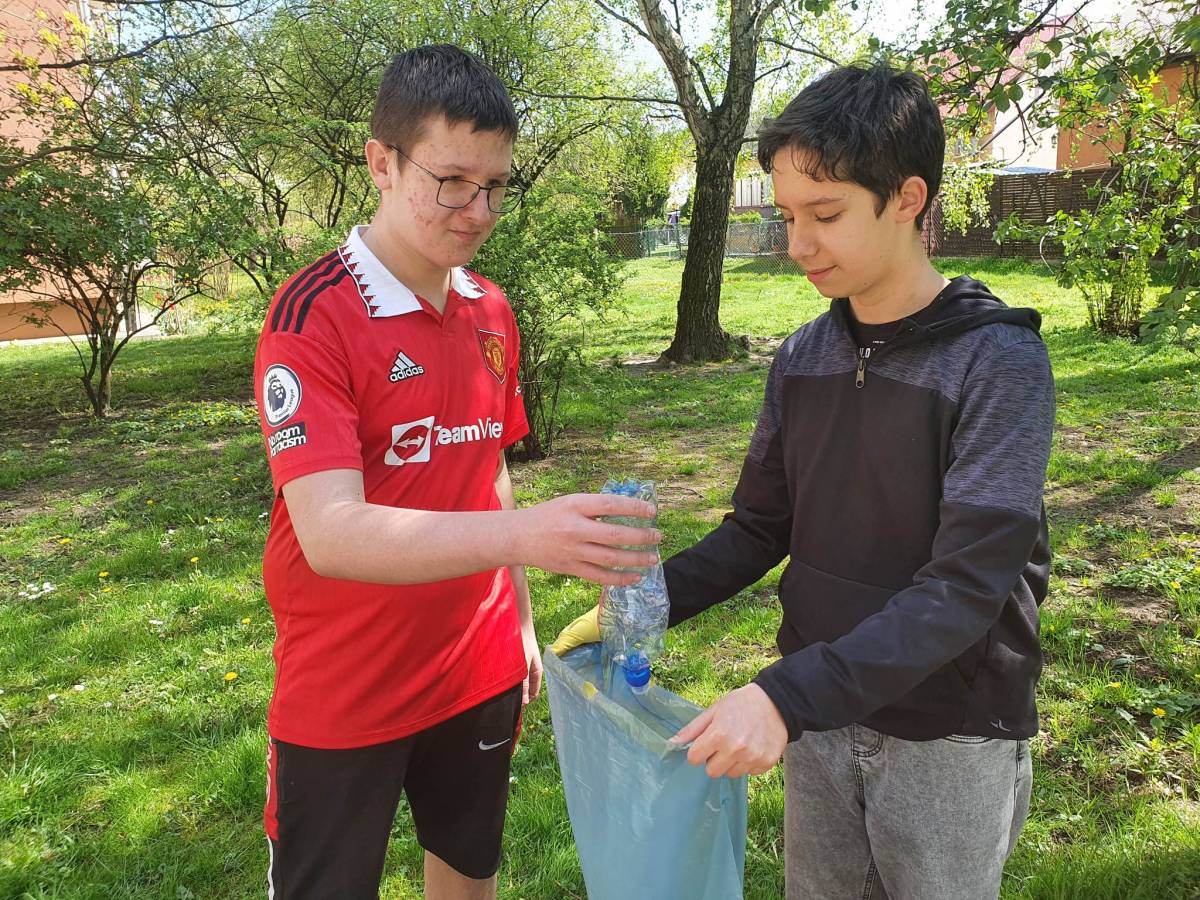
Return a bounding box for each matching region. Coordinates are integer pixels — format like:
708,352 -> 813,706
388,144 -> 524,215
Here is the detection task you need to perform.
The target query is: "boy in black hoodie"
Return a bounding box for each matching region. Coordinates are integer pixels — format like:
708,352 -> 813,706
553,63 -> 1053,899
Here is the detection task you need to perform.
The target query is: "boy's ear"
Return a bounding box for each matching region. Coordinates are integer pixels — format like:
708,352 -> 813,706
893,175 -> 929,226
365,139 -> 395,192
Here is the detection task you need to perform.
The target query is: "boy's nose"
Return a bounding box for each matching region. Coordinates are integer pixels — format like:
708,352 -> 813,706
788,230 -> 816,262
461,189 -> 496,225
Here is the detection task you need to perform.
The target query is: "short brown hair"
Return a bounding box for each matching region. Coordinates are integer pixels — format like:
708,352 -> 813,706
370,45 -> 518,155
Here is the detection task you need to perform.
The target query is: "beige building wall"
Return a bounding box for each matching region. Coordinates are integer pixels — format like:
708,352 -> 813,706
1058,60 -> 1195,170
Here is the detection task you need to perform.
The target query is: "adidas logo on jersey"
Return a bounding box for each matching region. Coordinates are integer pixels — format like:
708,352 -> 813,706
389,349 -> 425,383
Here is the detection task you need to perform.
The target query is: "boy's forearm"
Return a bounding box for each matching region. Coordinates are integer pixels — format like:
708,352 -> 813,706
301,499 -> 532,584
664,456 -> 792,626
664,522 -> 784,624
285,466 -> 662,588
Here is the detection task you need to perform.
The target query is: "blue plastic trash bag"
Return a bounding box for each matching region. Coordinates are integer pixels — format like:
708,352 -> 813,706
544,644 -> 748,900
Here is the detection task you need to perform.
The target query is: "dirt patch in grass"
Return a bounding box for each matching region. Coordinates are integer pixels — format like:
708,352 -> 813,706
1121,482 -> 1200,531
1048,482 -> 1200,535
1051,574 -> 1183,637
0,456 -> 129,526
1092,627 -> 1177,681
1107,589 -> 1178,629
619,336 -> 782,376
1056,413 -> 1199,462
0,430 -> 239,528
1049,419 -> 1200,530
521,424 -> 744,514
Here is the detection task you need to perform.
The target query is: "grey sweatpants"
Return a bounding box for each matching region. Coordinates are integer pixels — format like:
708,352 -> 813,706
784,724 -> 1032,900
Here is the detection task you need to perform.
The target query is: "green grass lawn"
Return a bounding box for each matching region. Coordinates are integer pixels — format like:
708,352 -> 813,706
1,256 -> 1198,899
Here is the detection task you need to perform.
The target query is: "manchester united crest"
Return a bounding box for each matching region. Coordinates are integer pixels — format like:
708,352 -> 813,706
478,329 -> 507,384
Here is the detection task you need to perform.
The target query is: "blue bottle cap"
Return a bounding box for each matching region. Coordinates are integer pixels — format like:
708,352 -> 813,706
623,653 -> 650,689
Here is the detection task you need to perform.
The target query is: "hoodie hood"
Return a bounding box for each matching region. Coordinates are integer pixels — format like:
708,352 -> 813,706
830,275 -> 1042,349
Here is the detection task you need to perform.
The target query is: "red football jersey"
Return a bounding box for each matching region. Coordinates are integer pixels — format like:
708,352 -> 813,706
253,226 -> 530,749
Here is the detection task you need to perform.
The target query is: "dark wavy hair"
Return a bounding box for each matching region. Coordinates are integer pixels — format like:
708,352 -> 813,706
757,64 -> 945,228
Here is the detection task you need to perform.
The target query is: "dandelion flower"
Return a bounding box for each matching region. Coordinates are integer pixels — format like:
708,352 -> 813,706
241,617 -> 251,625
224,672 -> 239,682
190,556 -> 200,564
1152,708 -> 1166,718
57,537 -> 71,545
1107,682 -> 1122,689
146,499 -> 155,505
99,571 -> 109,578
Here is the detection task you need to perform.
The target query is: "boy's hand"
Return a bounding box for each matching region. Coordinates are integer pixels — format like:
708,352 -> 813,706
518,494 -> 660,586
521,619 -> 542,704
549,605 -> 601,656
671,683 -> 788,778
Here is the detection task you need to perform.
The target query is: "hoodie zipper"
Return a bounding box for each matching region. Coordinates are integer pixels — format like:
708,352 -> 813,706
855,347 -> 871,389
855,331 -> 915,389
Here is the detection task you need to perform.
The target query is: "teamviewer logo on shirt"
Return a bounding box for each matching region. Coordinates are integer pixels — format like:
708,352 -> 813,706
385,416 -> 435,466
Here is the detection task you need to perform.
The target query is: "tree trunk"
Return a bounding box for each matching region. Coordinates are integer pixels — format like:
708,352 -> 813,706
661,145 -> 745,363
82,370 -> 111,419
85,341 -> 115,419
96,366 -> 112,418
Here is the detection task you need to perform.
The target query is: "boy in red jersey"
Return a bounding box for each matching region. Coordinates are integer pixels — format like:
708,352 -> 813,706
253,45 -> 658,899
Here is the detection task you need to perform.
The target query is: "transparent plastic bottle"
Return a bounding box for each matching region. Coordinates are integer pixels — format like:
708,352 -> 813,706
597,479 -> 669,694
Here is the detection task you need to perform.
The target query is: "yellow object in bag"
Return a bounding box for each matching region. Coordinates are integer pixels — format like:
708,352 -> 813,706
549,605 -> 600,656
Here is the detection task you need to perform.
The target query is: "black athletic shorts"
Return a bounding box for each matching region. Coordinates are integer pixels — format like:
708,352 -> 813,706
265,683 -> 523,898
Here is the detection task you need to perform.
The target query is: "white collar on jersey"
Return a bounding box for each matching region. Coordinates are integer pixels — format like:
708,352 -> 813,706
338,224 -> 486,318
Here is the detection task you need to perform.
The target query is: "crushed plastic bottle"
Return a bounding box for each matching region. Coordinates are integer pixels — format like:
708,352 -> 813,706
598,479 -> 669,694
598,478 -> 659,559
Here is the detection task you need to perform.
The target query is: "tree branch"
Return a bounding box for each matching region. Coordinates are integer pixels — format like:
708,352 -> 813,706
755,61 -> 792,84
974,84 -> 1054,158
762,36 -> 841,67
593,0 -> 652,42
691,56 -> 718,109
753,0 -> 785,36
511,86 -> 682,107
0,13 -> 259,73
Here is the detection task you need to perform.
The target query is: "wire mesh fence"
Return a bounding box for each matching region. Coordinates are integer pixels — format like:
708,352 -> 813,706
605,220 -> 799,276
610,169 -> 1124,275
